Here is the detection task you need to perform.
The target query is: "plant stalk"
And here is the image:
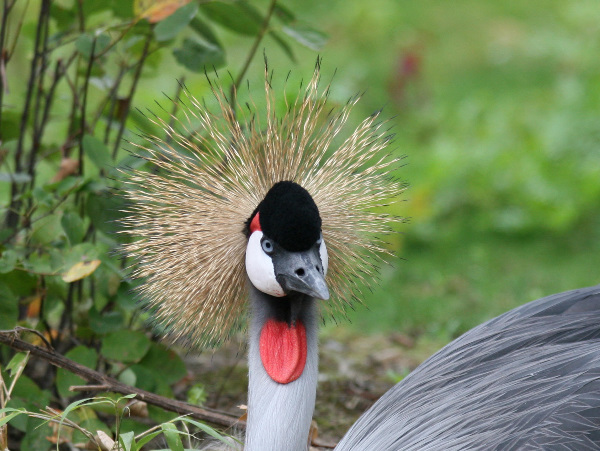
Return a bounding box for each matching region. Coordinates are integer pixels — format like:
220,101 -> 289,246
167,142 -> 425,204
229,0 -> 278,114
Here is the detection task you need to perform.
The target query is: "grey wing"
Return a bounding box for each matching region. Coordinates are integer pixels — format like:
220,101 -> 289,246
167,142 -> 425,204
335,284 -> 600,451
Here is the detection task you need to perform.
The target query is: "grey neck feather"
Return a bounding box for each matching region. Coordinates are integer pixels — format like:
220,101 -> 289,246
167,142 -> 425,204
245,285 -> 319,451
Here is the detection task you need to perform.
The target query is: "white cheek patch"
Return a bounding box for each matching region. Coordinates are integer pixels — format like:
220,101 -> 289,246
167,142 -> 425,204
245,231 -> 285,297
320,240 -> 328,276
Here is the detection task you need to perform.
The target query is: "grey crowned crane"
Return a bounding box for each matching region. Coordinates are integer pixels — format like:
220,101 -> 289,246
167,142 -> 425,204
121,63 -> 600,450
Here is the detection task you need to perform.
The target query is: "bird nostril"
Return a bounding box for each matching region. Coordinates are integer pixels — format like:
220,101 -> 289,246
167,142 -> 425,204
315,265 -> 321,272
295,268 -> 306,277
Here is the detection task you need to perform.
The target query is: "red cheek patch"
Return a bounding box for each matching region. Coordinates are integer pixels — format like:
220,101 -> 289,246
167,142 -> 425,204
259,318 -> 307,384
250,212 -> 261,233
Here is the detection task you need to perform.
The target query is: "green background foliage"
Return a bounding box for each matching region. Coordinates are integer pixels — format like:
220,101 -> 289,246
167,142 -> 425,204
1,0 -> 599,447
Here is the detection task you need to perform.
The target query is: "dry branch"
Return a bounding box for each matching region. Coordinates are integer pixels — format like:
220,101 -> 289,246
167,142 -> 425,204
0,328 -> 243,430
0,328 -> 338,448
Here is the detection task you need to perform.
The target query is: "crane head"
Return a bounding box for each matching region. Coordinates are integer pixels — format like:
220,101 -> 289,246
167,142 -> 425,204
244,181 -> 329,300
121,62 -> 403,347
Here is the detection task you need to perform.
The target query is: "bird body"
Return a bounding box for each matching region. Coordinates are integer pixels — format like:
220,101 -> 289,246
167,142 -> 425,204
122,63 -> 600,451
336,284 -> 600,450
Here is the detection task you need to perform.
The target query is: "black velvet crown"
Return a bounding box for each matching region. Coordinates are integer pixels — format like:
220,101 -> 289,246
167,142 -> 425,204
244,181 -> 322,252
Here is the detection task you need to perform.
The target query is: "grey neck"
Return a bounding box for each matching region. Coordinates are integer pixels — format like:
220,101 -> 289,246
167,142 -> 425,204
245,285 -> 319,451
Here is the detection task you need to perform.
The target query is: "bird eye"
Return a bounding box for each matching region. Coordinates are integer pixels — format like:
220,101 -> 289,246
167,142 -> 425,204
261,238 -> 274,254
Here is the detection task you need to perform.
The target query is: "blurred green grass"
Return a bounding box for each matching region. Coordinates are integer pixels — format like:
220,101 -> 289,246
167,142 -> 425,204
291,0 -> 600,346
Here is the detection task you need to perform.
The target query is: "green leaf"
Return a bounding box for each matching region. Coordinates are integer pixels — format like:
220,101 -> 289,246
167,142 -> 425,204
269,30 -> 296,63
72,418 -> 112,444
178,417 -> 231,444
50,3 -> 76,31
282,23 -> 328,50
89,309 -> 125,334
21,417 -> 52,451
199,1 -> 261,36
129,364 -> 156,392
138,342 -> 186,385
24,252 -> 52,274
2,399 -> 28,431
30,214 -> 62,245
186,383 -> 207,406
161,422 -> 184,451
119,418 -> 149,442
154,2 -> 198,41
173,38 -> 225,72
6,352 -> 29,378
86,191 -> 127,234
0,249 -> 17,273
56,346 -> 98,398
83,134 -> 112,170
0,282 -> 18,328
62,242 -> 99,268
61,211 -> 85,245
0,110 -> 21,140
0,270 -> 36,297
101,330 -> 151,362
59,397 -> 113,427
62,259 -> 101,283
0,409 -> 26,428
134,430 -> 163,450
119,430 -> 135,451
10,374 -> 49,402
0,227 -> 13,242
117,283 -> 139,312
273,3 -> 295,24
46,175 -> 82,197
5,375 -> 51,432
75,32 -> 111,57
147,404 -> 178,424
31,186 -> 53,207
189,17 -> 222,47
106,0 -> 135,19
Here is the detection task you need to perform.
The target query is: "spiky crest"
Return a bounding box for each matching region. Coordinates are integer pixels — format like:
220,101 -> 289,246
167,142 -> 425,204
120,60 -> 405,348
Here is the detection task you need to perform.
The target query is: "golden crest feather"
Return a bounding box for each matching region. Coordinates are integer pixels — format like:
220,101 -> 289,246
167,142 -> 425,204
121,60 -> 405,348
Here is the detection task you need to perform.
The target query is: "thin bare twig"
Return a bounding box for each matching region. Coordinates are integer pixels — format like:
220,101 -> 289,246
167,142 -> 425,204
5,0 -> 51,229
0,0 -> 19,128
111,32 -> 153,160
28,407 -> 98,445
164,77 -> 186,146
78,37 -> 96,178
5,0 -> 29,61
69,384 -> 110,392
98,64 -> 127,143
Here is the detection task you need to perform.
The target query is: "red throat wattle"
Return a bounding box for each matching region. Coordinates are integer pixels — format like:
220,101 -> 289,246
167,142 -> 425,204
259,318 -> 307,384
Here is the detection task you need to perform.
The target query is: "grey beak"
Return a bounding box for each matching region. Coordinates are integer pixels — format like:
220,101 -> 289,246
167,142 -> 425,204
273,247 -> 329,300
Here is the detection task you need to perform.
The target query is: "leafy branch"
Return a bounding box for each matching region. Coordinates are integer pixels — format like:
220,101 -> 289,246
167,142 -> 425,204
0,0 -> 327,447
0,328 -> 242,429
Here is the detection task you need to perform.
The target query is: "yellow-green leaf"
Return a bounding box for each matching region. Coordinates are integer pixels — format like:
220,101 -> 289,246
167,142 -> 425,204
62,260 -> 101,283
134,0 -> 192,23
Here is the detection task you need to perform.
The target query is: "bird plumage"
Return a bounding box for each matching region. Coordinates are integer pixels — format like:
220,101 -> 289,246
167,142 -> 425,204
336,284 -> 600,450
246,286 -> 319,450
120,60 -> 403,348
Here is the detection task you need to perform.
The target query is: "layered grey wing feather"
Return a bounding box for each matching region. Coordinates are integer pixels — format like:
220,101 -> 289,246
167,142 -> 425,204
336,285 -> 600,450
